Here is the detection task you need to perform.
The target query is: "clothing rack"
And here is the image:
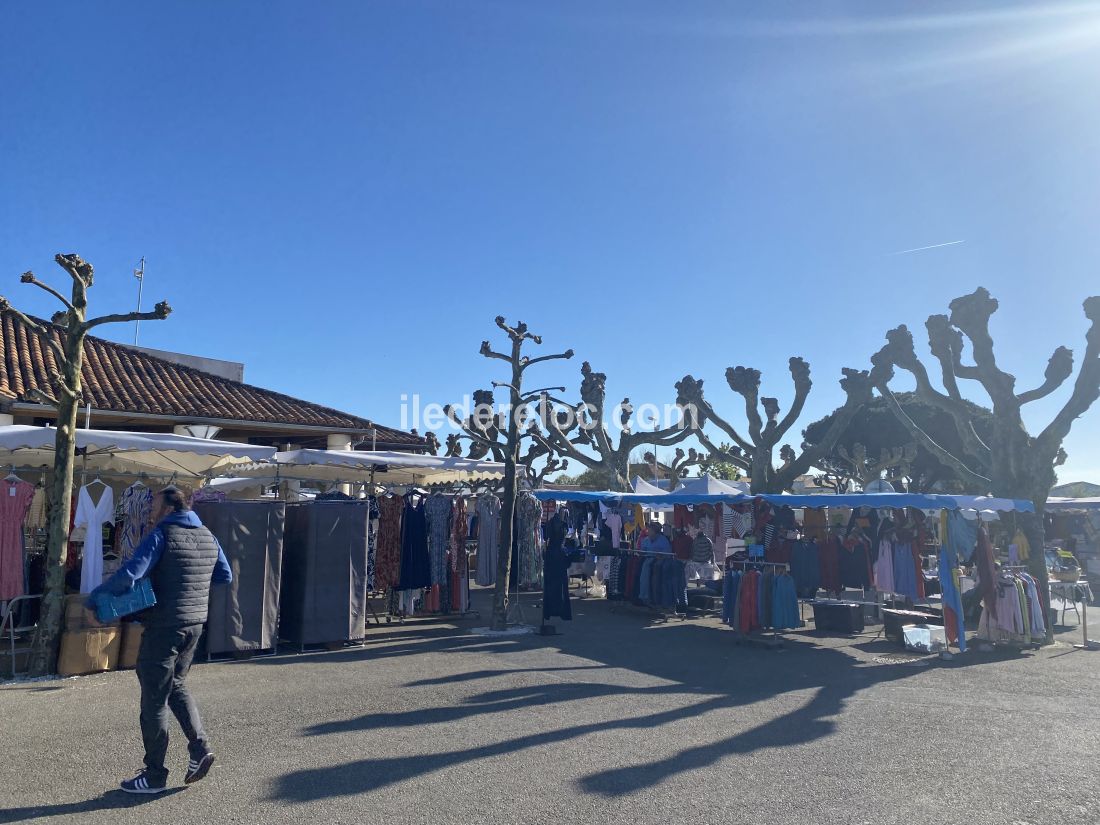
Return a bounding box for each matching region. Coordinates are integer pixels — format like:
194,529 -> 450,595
608,548 -> 687,623
724,559 -> 793,649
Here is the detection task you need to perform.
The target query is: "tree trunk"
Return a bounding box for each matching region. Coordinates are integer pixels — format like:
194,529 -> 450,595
490,360 -> 522,631
28,334 -> 85,676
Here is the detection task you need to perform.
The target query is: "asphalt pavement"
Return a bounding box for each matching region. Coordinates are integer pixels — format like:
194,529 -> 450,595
2,589 -> 1098,825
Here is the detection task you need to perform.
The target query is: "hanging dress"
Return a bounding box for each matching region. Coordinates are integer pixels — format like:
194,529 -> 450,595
425,493 -> 453,587
0,478 -> 35,601
397,496 -> 431,591
375,494 -> 404,590
450,497 -> 469,611
516,493 -> 541,589
476,494 -> 501,586
74,484 -> 115,594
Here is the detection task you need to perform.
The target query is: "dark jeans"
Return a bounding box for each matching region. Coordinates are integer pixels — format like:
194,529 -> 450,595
136,624 -> 209,783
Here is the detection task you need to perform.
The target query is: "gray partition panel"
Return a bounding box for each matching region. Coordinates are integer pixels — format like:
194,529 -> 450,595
280,501 -> 370,646
194,500 -> 285,654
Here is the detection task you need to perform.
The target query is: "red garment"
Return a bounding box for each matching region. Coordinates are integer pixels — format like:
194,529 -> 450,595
673,505 -> 692,531
671,532 -> 693,561
819,535 -> 842,593
738,571 -> 760,633
766,538 -> 793,565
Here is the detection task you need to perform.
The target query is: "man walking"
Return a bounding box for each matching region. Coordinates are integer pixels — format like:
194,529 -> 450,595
88,486 -> 232,794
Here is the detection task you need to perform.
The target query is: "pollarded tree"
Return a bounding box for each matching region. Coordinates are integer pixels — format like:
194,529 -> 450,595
870,287 -> 1100,642
444,388 -> 568,486
531,361 -> 700,491
675,358 -> 873,494
0,254 -> 171,675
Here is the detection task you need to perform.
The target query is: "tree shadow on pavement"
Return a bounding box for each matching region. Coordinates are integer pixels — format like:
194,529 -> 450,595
0,788 -> 185,823
267,606 -> 990,803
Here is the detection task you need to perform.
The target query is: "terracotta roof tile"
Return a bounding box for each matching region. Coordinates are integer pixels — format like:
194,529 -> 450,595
0,310 -> 423,447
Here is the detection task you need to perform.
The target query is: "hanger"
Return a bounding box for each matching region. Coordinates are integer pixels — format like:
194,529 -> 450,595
5,466 -> 21,483
85,472 -> 108,489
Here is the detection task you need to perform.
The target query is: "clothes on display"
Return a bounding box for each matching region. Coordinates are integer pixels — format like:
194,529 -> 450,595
976,569 -> 1047,645
375,494 -> 404,591
397,493 -> 430,592
425,493 -> 453,587
116,482 -> 154,562
0,476 -> 35,601
475,493 -> 501,587
789,540 -> 821,599
839,533 -> 873,590
542,542 -> 572,621
605,551 -> 687,610
722,566 -> 800,632
74,482 -> 115,594
450,496 -> 470,613
516,492 -> 542,589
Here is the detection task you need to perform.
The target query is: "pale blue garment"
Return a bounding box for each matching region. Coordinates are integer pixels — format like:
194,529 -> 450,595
891,542 -> 919,600
771,574 -> 800,629
947,511 -> 978,563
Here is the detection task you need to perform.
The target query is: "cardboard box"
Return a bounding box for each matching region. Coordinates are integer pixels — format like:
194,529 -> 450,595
117,623 -> 144,670
57,627 -> 120,676
64,594 -> 104,631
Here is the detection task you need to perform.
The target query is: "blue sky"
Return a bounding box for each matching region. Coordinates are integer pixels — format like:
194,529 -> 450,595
3,1 -> 1100,484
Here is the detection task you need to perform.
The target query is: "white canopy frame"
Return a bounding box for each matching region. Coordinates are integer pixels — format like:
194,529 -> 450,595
0,425 -> 277,481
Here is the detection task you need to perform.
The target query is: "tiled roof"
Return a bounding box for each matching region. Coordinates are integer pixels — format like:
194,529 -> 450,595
0,310 -> 424,446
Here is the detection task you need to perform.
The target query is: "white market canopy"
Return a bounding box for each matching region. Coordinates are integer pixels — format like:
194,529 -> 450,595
672,474 -> 750,496
0,425 -> 276,479
223,449 -> 511,486
632,475 -> 667,496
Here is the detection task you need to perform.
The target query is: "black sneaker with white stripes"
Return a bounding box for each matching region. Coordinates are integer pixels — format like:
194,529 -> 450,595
120,770 -> 167,795
185,752 -> 215,785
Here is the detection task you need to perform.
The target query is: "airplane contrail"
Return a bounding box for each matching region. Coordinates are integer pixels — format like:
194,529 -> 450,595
891,240 -> 966,256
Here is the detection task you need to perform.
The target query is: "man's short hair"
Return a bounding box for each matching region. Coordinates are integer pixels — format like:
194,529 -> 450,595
159,486 -> 189,512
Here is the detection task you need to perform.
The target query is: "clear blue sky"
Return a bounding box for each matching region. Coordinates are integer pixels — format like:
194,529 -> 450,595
3,2 -> 1100,484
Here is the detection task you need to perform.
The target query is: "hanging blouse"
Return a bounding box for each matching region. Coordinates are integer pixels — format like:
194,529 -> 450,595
0,478 -> 35,600
117,483 -> 154,562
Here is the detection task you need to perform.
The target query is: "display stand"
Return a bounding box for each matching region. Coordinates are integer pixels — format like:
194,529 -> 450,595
726,559 -> 790,650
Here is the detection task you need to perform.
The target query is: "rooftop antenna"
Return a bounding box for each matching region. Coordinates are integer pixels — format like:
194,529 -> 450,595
133,256 -> 145,345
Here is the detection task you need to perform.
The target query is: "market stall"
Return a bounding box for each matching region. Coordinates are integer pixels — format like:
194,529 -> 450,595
531,486 -> 1038,651
212,449 -> 511,633
0,425 -> 276,676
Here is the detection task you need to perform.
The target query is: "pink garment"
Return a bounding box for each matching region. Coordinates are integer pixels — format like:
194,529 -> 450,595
0,479 -> 35,600
873,539 -> 895,593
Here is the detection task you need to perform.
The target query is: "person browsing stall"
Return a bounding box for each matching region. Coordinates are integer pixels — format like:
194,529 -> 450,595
640,521 -> 673,554
87,486 -> 232,794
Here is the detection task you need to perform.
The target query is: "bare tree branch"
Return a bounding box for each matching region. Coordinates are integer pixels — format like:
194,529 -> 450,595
521,349 -> 574,370
871,324 -> 992,463
1017,346 -> 1074,405
947,288 -> 1018,404
726,366 -> 764,444
20,271 -> 75,312
1037,296 -> 1100,457
0,298 -> 66,363
772,357 -> 811,442
675,375 -> 754,455
876,384 -> 991,488
82,301 -> 172,332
